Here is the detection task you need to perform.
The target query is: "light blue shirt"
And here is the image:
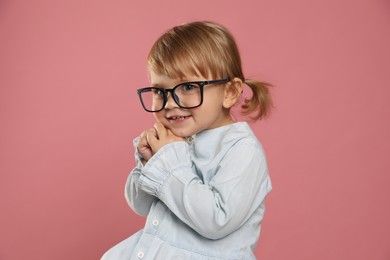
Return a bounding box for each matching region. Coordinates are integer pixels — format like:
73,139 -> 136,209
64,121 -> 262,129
102,122 -> 272,260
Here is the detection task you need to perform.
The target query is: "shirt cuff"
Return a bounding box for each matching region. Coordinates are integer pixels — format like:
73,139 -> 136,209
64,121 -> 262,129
133,137 -> 145,169
138,141 -> 191,197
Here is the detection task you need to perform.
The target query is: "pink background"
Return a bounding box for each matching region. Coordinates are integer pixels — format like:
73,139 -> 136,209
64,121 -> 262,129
1,0 -> 390,259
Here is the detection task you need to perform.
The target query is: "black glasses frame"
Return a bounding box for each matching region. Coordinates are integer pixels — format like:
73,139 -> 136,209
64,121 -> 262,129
137,78 -> 230,112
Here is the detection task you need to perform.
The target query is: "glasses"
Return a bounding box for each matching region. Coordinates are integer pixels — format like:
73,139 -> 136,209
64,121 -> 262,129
137,78 -> 230,112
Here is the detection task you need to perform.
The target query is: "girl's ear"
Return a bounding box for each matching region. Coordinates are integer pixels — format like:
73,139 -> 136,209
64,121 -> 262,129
223,77 -> 243,109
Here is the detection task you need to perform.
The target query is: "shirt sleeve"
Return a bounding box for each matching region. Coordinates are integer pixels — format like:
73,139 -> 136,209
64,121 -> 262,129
125,137 -> 158,216
137,139 -> 271,239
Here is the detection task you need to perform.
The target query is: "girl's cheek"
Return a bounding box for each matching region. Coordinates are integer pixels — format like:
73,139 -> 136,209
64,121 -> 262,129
153,113 -> 168,126
152,112 -> 161,121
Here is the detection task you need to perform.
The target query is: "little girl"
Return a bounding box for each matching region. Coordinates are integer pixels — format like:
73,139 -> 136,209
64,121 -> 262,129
102,21 -> 272,260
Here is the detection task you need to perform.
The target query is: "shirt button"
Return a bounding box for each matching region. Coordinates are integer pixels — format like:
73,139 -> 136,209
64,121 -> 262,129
137,251 -> 144,258
152,220 -> 159,226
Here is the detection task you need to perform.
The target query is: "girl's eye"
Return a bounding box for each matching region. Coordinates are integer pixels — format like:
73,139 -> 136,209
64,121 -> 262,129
152,88 -> 165,98
153,89 -> 162,94
182,84 -> 198,92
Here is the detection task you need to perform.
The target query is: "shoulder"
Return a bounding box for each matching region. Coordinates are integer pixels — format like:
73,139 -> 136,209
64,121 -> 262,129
215,122 -> 266,160
191,122 -> 265,160
221,122 -> 263,150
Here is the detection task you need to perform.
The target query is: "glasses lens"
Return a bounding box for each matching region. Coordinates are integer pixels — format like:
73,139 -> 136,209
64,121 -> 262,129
174,83 -> 202,108
139,88 -> 164,112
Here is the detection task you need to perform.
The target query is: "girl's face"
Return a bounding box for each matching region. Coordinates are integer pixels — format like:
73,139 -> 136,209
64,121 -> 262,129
149,70 -> 235,137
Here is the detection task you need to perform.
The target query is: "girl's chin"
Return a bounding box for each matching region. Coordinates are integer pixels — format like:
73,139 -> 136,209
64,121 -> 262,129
169,128 -> 195,138
156,120 -> 196,137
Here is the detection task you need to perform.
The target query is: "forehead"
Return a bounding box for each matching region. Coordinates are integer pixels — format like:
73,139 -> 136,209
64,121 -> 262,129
147,48 -> 214,82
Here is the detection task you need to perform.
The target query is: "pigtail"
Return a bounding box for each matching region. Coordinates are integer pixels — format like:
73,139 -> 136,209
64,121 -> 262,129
241,79 -> 273,121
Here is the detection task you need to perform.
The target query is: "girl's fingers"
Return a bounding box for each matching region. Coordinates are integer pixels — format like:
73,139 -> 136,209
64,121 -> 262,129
137,131 -> 153,160
143,123 -> 185,154
137,132 -> 148,147
153,122 -> 167,139
146,131 -> 159,152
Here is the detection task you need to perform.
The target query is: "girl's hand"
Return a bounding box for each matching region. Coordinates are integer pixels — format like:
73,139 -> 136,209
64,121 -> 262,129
137,128 -> 157,163
147,122 -> 185,154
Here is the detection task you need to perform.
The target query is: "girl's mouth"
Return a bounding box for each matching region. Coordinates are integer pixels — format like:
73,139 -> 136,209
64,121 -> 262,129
168,115 -> 191,122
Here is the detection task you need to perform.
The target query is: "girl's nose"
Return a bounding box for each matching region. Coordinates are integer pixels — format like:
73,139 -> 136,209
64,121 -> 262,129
164,91 -> 179,109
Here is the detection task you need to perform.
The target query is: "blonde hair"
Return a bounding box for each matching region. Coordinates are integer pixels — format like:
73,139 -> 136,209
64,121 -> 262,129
147,21 -> 272,121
